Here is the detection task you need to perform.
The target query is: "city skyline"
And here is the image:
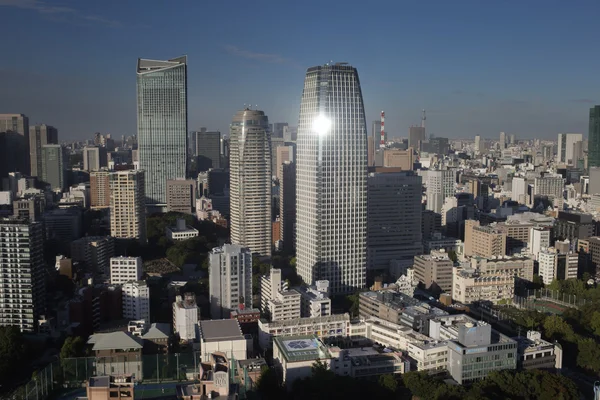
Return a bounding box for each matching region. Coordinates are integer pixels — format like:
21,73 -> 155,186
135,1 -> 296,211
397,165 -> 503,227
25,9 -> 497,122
1,1 -> 598,140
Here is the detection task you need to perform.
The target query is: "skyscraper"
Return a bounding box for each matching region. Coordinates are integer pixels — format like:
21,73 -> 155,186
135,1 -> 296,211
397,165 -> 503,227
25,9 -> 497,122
229,108 -> 272,256
409,126 -> 426,151
0,114 -> 30,175
90,169 -> 111,209
280,161 -> 296,253
83,146 -> 108,171
209,244 -> 252,319
29,124 -> 58,177
109,170 -> 147,244
195,129 -> 221,171
589,106 -> 600,168
557,133 -> 583,165
296,63 -> 367,294
425,169 -> 455,214
41,144 -> 67,191
499,132 -> 506,149
137,56 -> 188,209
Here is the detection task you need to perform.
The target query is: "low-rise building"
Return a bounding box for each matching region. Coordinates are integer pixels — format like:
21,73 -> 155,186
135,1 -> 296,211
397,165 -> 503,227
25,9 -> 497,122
296,280 -> 332,318
173,293 -> 200,342
413,251 -> 454,292
198,319 -> 248,362
178,352 -> 232,399
260,268 -> 301,321
258,313 -> 350,349
87,331 -> 144,380
273,335 -> 333,389
512,330 -> 562,371
452,267 -> 515,304
86,375 -> 135,400
166,218 -> 199,241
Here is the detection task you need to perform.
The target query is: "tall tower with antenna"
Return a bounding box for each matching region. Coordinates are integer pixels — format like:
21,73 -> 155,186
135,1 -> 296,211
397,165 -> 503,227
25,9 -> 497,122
421,109 -> 426,129
380,111 -> 385,149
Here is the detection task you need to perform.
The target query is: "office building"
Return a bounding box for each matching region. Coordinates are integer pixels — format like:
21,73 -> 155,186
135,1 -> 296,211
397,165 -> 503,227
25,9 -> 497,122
109,170 -> 146,244
296,63 -> 367,294
122,280 -> 150,321
90,169 -> 111,209
511,177 -> 527,204
0,114 -> 30,175
42,208 -> 82,243
259,268 -> 301,321
513,330 -> 562,370
589,106 -> 600,168
297,281 -> 332,318
538,247 -> 578,285
12,195 -> 44,222
422,209 -> 442,239
496,220 -> 534,253
71,236 -> 115,276
110,256 -> 143,285
425,169 -> 455,214
474,135 -> 481,154
173,293 -> 200,341
383,149 -> 414,170
229,108 -> 272,256
528,226 -> 552,260
166,218 -> 199,241
464,220 -> 507,258
0,218 -> 45,332
166,179 -> 196,214
209,244 -> 252,319
29,124 -> 58,177
272,122 -> 289,138
533,175 -> 564,201
499,131 -> 506,149
557,133 -> 583,165
279,161 -> 296,253
41,144 -> 67,191
276,145 -> 293,181
367,169 -> 423,276
553,211 -> 594,242
413,251 -> 454,292
137,56 -> 188,209
409,126 -> 425,151
83,146 -> 108,172
195,129 -> 221,171
259,314 -> 351,350
470,255 -> 534,282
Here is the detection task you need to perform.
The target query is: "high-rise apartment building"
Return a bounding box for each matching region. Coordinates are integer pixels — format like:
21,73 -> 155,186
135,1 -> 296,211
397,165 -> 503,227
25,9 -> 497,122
499,132 -> 506,149
166,179 -> 196,215
83,146 -> 108,172
208,244 -> 252,319
589,106 -> 600,168
367,168 -> 423,276
557,133 -> 583,165
474,135 -> 481,154
229,108 -> 272,256
90,169 -> 111,209
279,161 -> 296,253
0,218 -> 45,332
0,114 -> 30,175
195,129 -> 221,171
137,56 -> 188,209
122,281 -> 150,321
29,124 -> 58,177
71,236 -> 115,277
296,63 -> 368,294
109,170 -> 146,244
425,169 -> 455,214
41,144 -> 67,191
110,256 -> 143,285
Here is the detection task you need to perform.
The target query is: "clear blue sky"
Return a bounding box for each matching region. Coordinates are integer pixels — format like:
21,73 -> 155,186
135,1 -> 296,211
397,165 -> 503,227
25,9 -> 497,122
1,0 -> 599,140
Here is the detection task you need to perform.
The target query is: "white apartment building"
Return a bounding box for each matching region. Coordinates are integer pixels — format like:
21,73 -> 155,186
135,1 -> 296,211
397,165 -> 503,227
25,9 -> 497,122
260,268 -> 288,312
528,227 -> 551,260
122,281 -> 150,322
511,177 -> 527,205
109,170 -> 146,244
166,218 -> 199,241
425,169 -> 456,214
110,256 -> 142,285
259,268 -> 302,321
297,280 -> 332,318
538,248 -> 578,285
173,294 -> 200,341
209,244 -> 252,319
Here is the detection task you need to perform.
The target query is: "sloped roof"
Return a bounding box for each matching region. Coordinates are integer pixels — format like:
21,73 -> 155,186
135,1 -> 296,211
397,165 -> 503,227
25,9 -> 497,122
88,331 -> 143,351
142,323 -> 170,340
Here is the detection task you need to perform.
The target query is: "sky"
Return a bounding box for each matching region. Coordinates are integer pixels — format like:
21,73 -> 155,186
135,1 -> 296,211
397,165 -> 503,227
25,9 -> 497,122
0,0 -> 599,141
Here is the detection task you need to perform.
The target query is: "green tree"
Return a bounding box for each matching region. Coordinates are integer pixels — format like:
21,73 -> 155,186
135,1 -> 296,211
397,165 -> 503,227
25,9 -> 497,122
0,326 -> 26,386
543,315 -> 575,341
576,338 -> 600,373
61,336 -> 86,359
590,311 -> 600,337
447,250 -> 458,263
255,366 -> 285,400
377,374 -> 398,393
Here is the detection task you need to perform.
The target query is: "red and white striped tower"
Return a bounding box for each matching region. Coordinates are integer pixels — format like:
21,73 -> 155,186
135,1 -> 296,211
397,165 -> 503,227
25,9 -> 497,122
380,111 -> 385,149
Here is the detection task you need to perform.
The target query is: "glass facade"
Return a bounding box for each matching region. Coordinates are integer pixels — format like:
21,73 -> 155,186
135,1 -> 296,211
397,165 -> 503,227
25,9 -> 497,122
296,64 -> 367,295
136,57 -> 188,206
589,106 -> 600,168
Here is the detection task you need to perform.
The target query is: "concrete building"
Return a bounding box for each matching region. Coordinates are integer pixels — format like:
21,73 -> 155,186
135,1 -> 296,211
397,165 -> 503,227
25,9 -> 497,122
297,280 -> 332,318
166,179 -> 196,215
90,169 -> 111,209
198,319 -> 248,362
409,126 -> 426,150
513,330 -> 562,370
71,236 -> 115,277
0,218 -> 45,332
413,251 -> 454,292
41,144 -> 67,191
464,220 -> 507,258
539,247 -> 579,285
29,124 -> 58,177
296,63 -> 368,294
512,177 -> 528,204
110,256 -> 143,285
86,375 -> 134,400
589,106 -> 600,168
229,108 -> 272,257
0,114 -> 30,175
470,255 -> 534,282
109,170 -> 146,244
557,133 -> 583,165
12,195 -> 44,222
533,175 -> 564,203
173,293 -> 200,342
528,226 -> 552,260
137,56 -> 187,209
383,149 -> 414,170
553,211 -> 594,243
83,146 -> 108,172
42,207 -> 82,243
209,244 -> 252,319
452,267 -> 515,304
87,331 -> 143,379
195,130 -> 221,171
425,169 -> 455,214
279,161 -> 296,253
122,281 -> 150,321
260,268 -> 288,311
367,169 -> 423,277
273,335 -> 333,389
179,352 -> 231,398
276,145 -> 293,181
166,218 -> 199,241
496,220 -> 534,253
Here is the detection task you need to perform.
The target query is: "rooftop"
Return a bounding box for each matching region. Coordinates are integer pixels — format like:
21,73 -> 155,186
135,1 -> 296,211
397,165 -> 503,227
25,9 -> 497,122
260,313 -> 350,328
142,323 -> 170,340
274,335 -> 331,363
88,331 -> 143,351
199,319 -> 244,342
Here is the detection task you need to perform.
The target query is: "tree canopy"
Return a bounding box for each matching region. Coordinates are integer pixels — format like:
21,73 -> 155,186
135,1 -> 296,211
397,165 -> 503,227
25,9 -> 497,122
0,327 -> 27,386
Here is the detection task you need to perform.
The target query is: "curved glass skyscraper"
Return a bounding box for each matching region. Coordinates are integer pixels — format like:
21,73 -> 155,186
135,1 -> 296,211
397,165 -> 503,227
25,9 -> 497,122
296,63 -> 368,294
137,56 -> 188,208
229,108 -> 272,257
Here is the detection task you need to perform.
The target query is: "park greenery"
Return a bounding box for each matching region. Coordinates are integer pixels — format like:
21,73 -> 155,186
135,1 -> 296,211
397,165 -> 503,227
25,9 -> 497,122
0,326 -> 27,387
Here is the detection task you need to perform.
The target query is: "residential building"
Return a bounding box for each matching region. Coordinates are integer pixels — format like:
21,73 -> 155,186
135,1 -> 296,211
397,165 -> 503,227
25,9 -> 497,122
0,218 -> 45,332
110,256 -> 143,285
383,149 -> 413,170
297,280 -> 331,318
268,289 -> 301,322
413,251 -> 454,292
260,268 -> 288,312
29,124 -> 58,177
86,375 -> 134,400
198,319 -> 248,362
464,220 -> 507,258
0,114 -> 30,175
296,63 -> 368,294
588,106 -> 600,168
166,179 -> 196,214
279,161 -> 296,253
87,331 -> 143,379
137,56 -> 187,209
425,169 -> 455,214
528,226 -> 552,260
367,169 -> 423,276
122,281 -> 150,321
276,145 -> 293,181
90,169 -> 111,209
229,108 -> 272,257
179,352 -> 231,399
194,129 -> 221,171
557,133 -> 583,165
109,170 -> 146,244
209,244 -> 252,319
83,146 -> 108,172
41,144 -> 67,191
71,236 -> 115,277
539,247 -> 579,285
173,293 -> 200,341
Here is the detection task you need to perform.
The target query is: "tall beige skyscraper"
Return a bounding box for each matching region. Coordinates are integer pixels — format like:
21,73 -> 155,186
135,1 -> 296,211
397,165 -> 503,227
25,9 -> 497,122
29,124 -> 58,177
229,108 -> 272,256
109,170 -> 146,244
90,169 -> 111,209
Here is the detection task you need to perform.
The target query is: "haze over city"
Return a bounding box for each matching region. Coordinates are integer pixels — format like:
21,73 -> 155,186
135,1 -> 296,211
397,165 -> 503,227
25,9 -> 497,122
1,0 -> 599,140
